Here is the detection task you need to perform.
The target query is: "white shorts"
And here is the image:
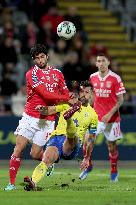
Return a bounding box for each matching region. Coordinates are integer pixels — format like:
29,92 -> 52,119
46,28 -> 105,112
14,113 -> 55,146
96,121 -> 123,141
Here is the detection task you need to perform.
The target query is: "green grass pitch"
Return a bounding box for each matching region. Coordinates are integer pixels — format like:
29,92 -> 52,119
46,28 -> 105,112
0,162 -> 136,205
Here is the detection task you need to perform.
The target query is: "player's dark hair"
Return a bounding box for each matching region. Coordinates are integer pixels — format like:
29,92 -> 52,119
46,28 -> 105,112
97,53 -> 110,60
67,80 -> 79,92
80,80 -> 92,88
80,80 -> 93,92
30,44 -> 48,59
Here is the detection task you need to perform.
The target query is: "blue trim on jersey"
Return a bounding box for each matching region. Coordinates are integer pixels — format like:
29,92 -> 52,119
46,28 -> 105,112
46,135 -> 81,160
89,128 -> 97,134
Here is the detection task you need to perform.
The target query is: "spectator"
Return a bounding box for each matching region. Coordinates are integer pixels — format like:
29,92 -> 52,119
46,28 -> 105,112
0,96 -> 12,116
37,20 -> 56,49
64,6 -> 88,43
0,71 -> 18,97
20,21 -> 38,54
11,85 -> 26,116
40,7 -> 64,34
64,6 -> 83,31
48,39 -> 68,69
0,36 -> 17,66
62,51 -> 87,83
89,43 -> 109,57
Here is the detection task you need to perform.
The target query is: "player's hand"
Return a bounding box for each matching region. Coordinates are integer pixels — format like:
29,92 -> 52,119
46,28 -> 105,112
80,157 -> 90,171
35,105 -> 48,115
102,113 -> 112,123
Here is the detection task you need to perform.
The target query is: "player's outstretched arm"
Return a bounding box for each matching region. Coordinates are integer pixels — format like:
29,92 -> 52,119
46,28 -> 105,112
35,103 -> 69,115
80,133 -> 96,171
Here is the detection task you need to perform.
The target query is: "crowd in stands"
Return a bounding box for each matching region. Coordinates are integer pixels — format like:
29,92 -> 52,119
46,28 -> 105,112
0,0 -> 134,116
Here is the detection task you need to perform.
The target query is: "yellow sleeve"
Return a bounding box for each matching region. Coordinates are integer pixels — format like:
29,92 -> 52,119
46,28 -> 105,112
55,103 -> 70,112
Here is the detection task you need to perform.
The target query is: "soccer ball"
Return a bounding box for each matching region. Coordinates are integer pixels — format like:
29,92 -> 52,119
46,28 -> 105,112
57,21 -> 76,40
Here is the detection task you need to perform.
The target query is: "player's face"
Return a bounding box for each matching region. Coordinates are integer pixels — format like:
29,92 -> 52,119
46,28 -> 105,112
79,86 -> 92,105
33,53 -> 48,69
68,91 -> 78,105
96,56 -> 110,73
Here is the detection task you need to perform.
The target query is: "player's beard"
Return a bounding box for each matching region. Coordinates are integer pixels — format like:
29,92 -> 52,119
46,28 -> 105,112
79,98 -> 88,106
38,62 -> 47,69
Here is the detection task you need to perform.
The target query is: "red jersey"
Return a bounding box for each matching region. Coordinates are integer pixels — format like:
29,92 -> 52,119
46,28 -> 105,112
24,65 -> 69,120
90,70 -> 126,123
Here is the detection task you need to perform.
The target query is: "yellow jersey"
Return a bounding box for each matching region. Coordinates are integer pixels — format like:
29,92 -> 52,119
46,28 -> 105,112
51,104 -> 98,143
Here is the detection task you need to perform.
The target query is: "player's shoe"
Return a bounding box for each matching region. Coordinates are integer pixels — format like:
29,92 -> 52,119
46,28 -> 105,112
24,176 -> 36,191
46,164 -> 54,177
63,101 -> 81,120
110,172 -> 118,182
79,165 -> 93,180
4,183 -> 16,191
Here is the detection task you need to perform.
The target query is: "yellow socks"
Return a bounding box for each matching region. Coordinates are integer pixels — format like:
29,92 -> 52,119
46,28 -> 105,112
32,162 -> 47,184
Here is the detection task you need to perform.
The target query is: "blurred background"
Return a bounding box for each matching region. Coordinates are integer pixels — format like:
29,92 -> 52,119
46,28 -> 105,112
0,0 -> 136,160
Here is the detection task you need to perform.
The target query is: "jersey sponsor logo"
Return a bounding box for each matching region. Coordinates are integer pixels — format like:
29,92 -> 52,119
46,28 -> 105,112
84,112 -> 89,117
45,82 -> 58,92
106,81 -> 112,88
94,88 -> 111,97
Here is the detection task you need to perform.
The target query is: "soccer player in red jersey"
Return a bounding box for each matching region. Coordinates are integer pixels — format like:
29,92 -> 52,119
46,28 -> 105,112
4,44 -> 69,191
89,53 -> 126,182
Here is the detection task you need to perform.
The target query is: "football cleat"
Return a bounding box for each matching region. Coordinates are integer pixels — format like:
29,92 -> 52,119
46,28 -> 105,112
79,165 -> 93,180
63,101 -> 81,120
110,172 -> 118,182
4,183 -> 16,191
24,176 -> 36,191
46,164 -> 54,177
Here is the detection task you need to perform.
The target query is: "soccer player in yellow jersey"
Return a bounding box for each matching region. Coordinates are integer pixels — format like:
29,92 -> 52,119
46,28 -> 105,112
24,81 -> 98,190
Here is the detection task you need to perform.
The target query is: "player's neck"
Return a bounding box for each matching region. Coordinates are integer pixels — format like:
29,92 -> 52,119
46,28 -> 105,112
38,64 -> 48,70
99,69 -> 109,78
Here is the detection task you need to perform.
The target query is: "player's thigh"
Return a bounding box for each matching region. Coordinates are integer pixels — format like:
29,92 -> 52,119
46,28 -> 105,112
33,121 -> 55,146
62,140 -> 81,160
104,122 -> 123,141
30,143 -> 42,157
96,121 -> 107,135
14,115 -> 38,142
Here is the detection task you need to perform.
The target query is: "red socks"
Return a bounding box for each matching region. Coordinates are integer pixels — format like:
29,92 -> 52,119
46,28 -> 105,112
9,155 -> 21,185
109,150 -> 119,173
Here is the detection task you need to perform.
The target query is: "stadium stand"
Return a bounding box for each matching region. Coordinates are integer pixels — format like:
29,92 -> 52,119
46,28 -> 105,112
58,0 -> 136,97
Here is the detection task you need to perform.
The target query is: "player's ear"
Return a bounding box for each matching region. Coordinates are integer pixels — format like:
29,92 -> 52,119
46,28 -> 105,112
107,60 -> 110,66
47,54 -> 49,59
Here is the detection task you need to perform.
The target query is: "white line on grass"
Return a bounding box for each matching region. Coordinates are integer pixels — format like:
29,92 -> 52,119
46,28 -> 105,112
54,171 -> 136,178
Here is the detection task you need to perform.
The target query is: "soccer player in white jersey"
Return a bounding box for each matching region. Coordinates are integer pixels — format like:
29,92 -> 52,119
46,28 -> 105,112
4,44 -> 69,191
89,53 -> 126,182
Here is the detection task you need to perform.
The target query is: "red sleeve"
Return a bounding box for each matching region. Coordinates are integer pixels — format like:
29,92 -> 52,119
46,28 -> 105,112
33,83 -> 69,102
58,71 -> 69,96
115,76 -> 126,96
